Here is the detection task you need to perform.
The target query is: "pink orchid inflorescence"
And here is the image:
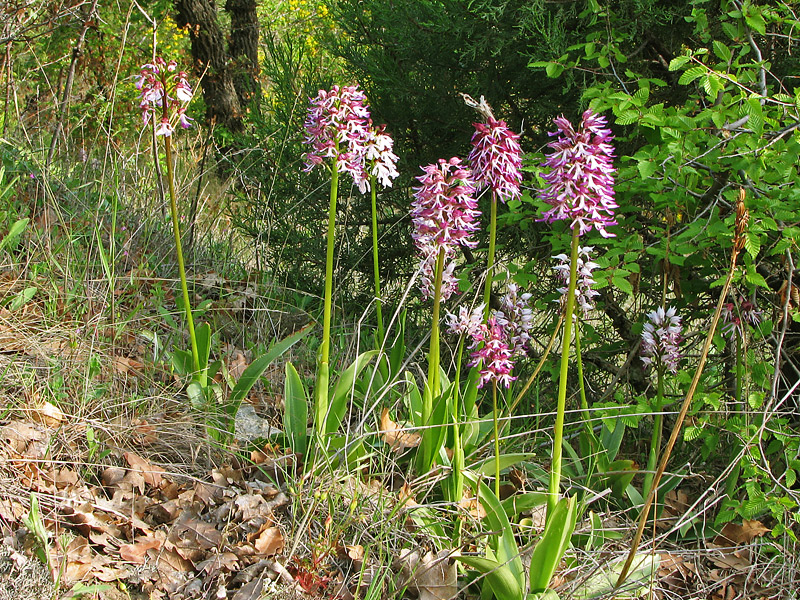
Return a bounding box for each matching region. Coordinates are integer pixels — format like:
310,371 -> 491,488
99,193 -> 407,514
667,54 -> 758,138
363,123 -> 400,190
136,56 -> 194,137
641,306 -> 683,374
494,283 -> 534,357
446,303 -> 486,341
552,246 -> 600,317
410,158 -> 480,300
469,317 -> 516,388
468,116 -> 523,203
721,296 -> 763,339
539,109 -> 617,237
302,85 -> 373,191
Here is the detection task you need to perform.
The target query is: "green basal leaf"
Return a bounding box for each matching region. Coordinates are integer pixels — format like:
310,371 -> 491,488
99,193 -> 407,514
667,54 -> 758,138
284,361 -> 308,457
501,491 -> 548,519
467,473 -> 526,588
572,553 -> 659,599
0,217 -> 29,252
456,556 -> 523,600
327,349 -> 378,435
472,453 -> 536,477
195,322 -> 212,372
528,495 -> 578,593
228,324 -> 313,418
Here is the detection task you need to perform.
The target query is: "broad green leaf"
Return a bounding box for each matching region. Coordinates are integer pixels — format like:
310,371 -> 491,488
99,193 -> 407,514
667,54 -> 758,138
703,74 -> 723,99
529,496 -> 578,592
472,453 -> 536,477
9,286 -> 36,311
603,459 -> 637,499
455,556 -> 523,600
668,55 -> 691,71
186,380 -> 206,410
327,349 -> 378,434
420,381 -> 453,470
404,370 -> 424,427
467,473 -> 525,588
637,160 -> 657,178
227,324 -> 313,417
744,231 -> 761,259
615,111 -> 639,126
612,275 -> 634,296
572,553 -> 659,599
501,491 -> 547,519
0,217 -> 29,252
745,97 -> 764,136
744,8 -> 767,35
545,61 -> 564,78
195,322 -> 212,372
284,362 -> 308,457
678,66 -> 706,85
171,348 -> 193,378
744,265 -> 769,289
713,40 -> 731,62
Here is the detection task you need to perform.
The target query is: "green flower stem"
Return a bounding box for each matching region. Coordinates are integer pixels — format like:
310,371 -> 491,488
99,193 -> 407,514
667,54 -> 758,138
449,336 -> 466,498
164,135 -> 204,387
422,247 -> 446,468
483,192 -> 498,317
370,176 -> 384,346
642,365 -> 665,500
449,335 -> 466,542
493,381 -> 500,498
316,159 -> 339,442
548,228 -> 580,518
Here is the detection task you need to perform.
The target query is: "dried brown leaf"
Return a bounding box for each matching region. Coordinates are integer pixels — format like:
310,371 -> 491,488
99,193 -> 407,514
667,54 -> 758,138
399,549 -> 458,600
458,494 -> 486,520
253,525 -> 284,556
234,494 -> 268,521
63,501 -> 123,538
124,451 -> 164,489
31,401 -> 63,427
120,536 -> 163,564
709,547 -> 751,571
714,520 -> 771,546
380,408 -> 421,452
113,355 -> 143,376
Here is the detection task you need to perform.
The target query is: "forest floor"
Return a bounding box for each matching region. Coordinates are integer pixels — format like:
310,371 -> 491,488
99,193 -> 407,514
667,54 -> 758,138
0,193 -> 792,600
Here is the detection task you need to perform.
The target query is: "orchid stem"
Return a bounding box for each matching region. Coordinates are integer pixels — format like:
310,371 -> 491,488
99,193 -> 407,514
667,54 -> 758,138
315,157 -> 338,445
165,135 -> 203,387
370,176 -> 384,346
548,228 -> 580,518
421,247 -> 445,471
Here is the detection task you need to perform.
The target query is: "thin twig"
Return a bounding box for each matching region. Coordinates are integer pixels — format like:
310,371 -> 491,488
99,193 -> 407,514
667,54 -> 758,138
616,189 -> 749,587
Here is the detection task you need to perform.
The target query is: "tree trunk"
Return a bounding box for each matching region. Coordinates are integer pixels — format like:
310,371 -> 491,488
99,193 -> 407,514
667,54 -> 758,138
225,0 -> 260,112
174,0 -> 243,132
